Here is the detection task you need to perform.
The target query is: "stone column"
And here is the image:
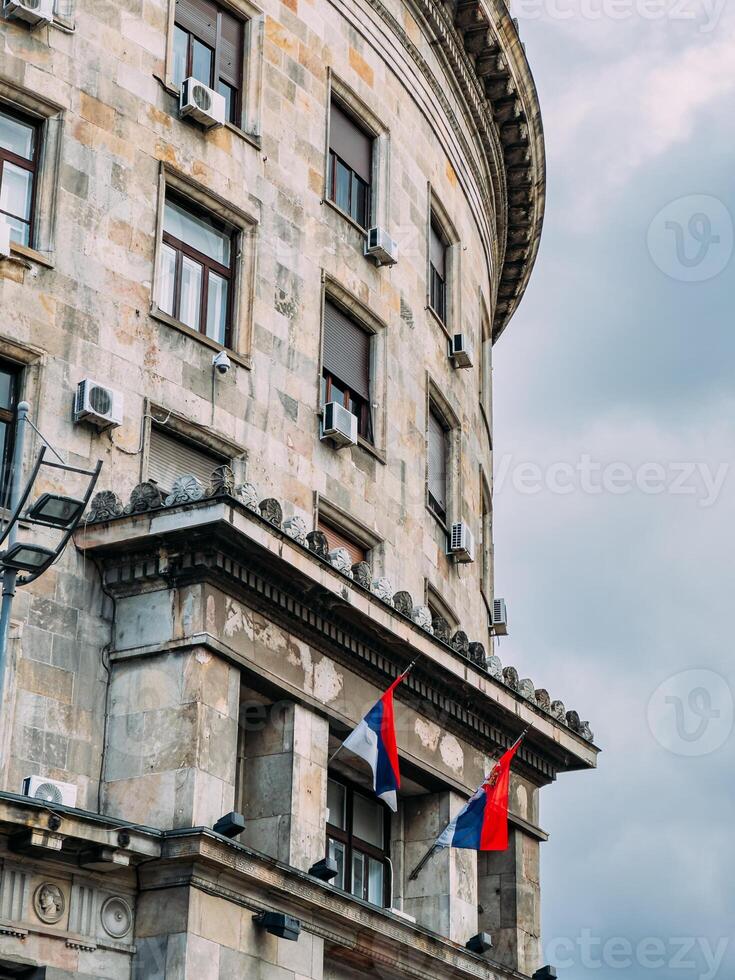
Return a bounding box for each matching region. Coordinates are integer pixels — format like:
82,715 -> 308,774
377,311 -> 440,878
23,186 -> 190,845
478,827 -> 541,973
237,700 -> 329,872
103,646 -> 240,830
401,791 -> 477,943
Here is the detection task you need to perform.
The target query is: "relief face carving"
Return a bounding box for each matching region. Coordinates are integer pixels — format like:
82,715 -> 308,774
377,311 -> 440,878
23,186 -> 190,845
34,882 -> 65,924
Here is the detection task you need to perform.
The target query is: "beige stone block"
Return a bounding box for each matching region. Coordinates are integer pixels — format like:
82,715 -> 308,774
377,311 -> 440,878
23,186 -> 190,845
190,890 -> 241,950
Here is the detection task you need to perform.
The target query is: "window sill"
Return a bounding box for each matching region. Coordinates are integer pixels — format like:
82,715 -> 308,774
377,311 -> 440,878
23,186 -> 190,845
356,435 -> 386,465
322,198 -> 370,241
426,304 -> 452,342
154,76 -> 260,149
150,306 -> 252,369
8,243 -> 54,270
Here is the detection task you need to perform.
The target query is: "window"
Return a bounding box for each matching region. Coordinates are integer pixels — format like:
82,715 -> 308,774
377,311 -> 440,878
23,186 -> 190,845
427,404 -> 448,524
158,194 -> 235,346
480,312 -> 492,433
0,108 -> 39,248
429,215 -> 448,323
481,480 -> 492,601
326,777 -> 390,908
0,362 -> 20,508
318,517 -> 366,565
172,0 -> 245,124
327,100 -> 372,229
147,425 -> 228,492
322,300 -> 372,442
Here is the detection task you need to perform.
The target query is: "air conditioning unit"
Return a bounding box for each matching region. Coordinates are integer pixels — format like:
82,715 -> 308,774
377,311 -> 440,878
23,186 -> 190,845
364,227 -> 398,267
3,0 -> 53,26
22,775 -> 77,807
180,77 -> 226,129
74,379 -> 123,430
491,598 -> 509,636
321,401 -> 357,448
0,218 -> 10,258
450,334 -> 474,369
448,521 -> 474,562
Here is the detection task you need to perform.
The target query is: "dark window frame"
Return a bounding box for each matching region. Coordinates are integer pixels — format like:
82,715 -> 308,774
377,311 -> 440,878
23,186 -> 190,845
321,298 -> 374,443
161,192 -> 236,348
173,1 -> 246,125
326,774 -> 391,908
327,99 -> 373,230
429,214 -> 448,325
0,361 -> 21,510
0,106 -> 41,250
427,402 -> 449,526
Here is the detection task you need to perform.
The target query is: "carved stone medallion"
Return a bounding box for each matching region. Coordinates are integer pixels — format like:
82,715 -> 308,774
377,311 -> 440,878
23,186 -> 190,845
34,883 -> 65,924
101,896 -> 133,939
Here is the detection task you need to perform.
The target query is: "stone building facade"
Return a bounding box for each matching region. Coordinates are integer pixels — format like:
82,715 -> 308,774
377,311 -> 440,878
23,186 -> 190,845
0,0 -> 596,977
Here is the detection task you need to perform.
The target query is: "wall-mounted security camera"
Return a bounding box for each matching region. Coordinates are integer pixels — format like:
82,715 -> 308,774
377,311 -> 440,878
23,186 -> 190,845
212,350 -> 232,376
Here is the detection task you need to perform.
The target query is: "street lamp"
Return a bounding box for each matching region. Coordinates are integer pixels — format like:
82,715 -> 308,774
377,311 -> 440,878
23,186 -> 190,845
0,542 -> 56,573
27,493 -> 86,528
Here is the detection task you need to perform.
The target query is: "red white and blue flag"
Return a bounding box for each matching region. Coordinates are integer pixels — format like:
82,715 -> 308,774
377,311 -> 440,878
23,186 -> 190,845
340,669 -> 412,812
435,731 -> 526,852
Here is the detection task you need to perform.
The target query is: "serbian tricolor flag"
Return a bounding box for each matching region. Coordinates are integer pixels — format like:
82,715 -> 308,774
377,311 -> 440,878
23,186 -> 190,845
340,669 -> 412,812
436,731 -> 527,851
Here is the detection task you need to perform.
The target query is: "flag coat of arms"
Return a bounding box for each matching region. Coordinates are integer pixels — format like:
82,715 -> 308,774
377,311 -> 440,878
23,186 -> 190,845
436,737 -> 522,851
340,675 -> 404,812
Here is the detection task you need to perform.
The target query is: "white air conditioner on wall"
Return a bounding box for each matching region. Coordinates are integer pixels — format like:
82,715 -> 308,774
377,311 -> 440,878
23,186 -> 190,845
448,521 -> 474,563
450,333 -> 474,369
3,0 -> 53,26
492,598 -> 509,636
364,227 -> 398,267
22,775 -> 77,807
74,379 -> 123,430
321,401 -> 358,448
180,77 -> 226,129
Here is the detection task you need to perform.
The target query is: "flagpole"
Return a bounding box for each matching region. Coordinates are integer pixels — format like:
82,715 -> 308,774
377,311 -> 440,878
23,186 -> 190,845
408,843 -> 441,881
408,723 -> 533,882
327,655 -> 422,767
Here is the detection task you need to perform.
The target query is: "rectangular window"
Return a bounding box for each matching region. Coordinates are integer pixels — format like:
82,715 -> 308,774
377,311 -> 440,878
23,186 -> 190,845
427,404 -> 448,524
318,517 -> 366,566
322,300 -> 372,442
326,777 -> 390,908
147,425 -> 227,492
327,101 -> 372,229
429,215 -> 448,323
0,362 -> 20,508
158,194 -> 235,346
172,0 -> 245,125
0,108 -> 39,249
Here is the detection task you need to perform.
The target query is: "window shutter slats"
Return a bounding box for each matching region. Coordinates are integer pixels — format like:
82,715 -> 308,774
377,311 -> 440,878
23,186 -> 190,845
430,218 -> 446,277
219,10 -> 244,87
175,0 -> 218,46
148,427 -> 224,492
318,520 -> 366,566
427,410 -> 447,511
323,301 -> 371,401
329,102 -> 372,185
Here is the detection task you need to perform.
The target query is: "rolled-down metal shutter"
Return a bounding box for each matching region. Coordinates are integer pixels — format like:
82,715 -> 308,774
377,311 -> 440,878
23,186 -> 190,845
427,409 -> 447,512
329,101 -> 372,184
430,217 -> 446,277
175,0 -> 218,45
147,427 -> 226,492
219,9 -> 244,88
318,519 -> 366,566
323,301 -> 371,401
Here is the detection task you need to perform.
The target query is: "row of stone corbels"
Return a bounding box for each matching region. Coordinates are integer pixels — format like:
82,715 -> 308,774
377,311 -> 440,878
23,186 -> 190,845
452,0 -> 537,328
85,474 -> 593,743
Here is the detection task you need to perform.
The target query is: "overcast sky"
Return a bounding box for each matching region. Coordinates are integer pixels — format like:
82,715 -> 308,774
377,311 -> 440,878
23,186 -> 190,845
493,2 -> 734,977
